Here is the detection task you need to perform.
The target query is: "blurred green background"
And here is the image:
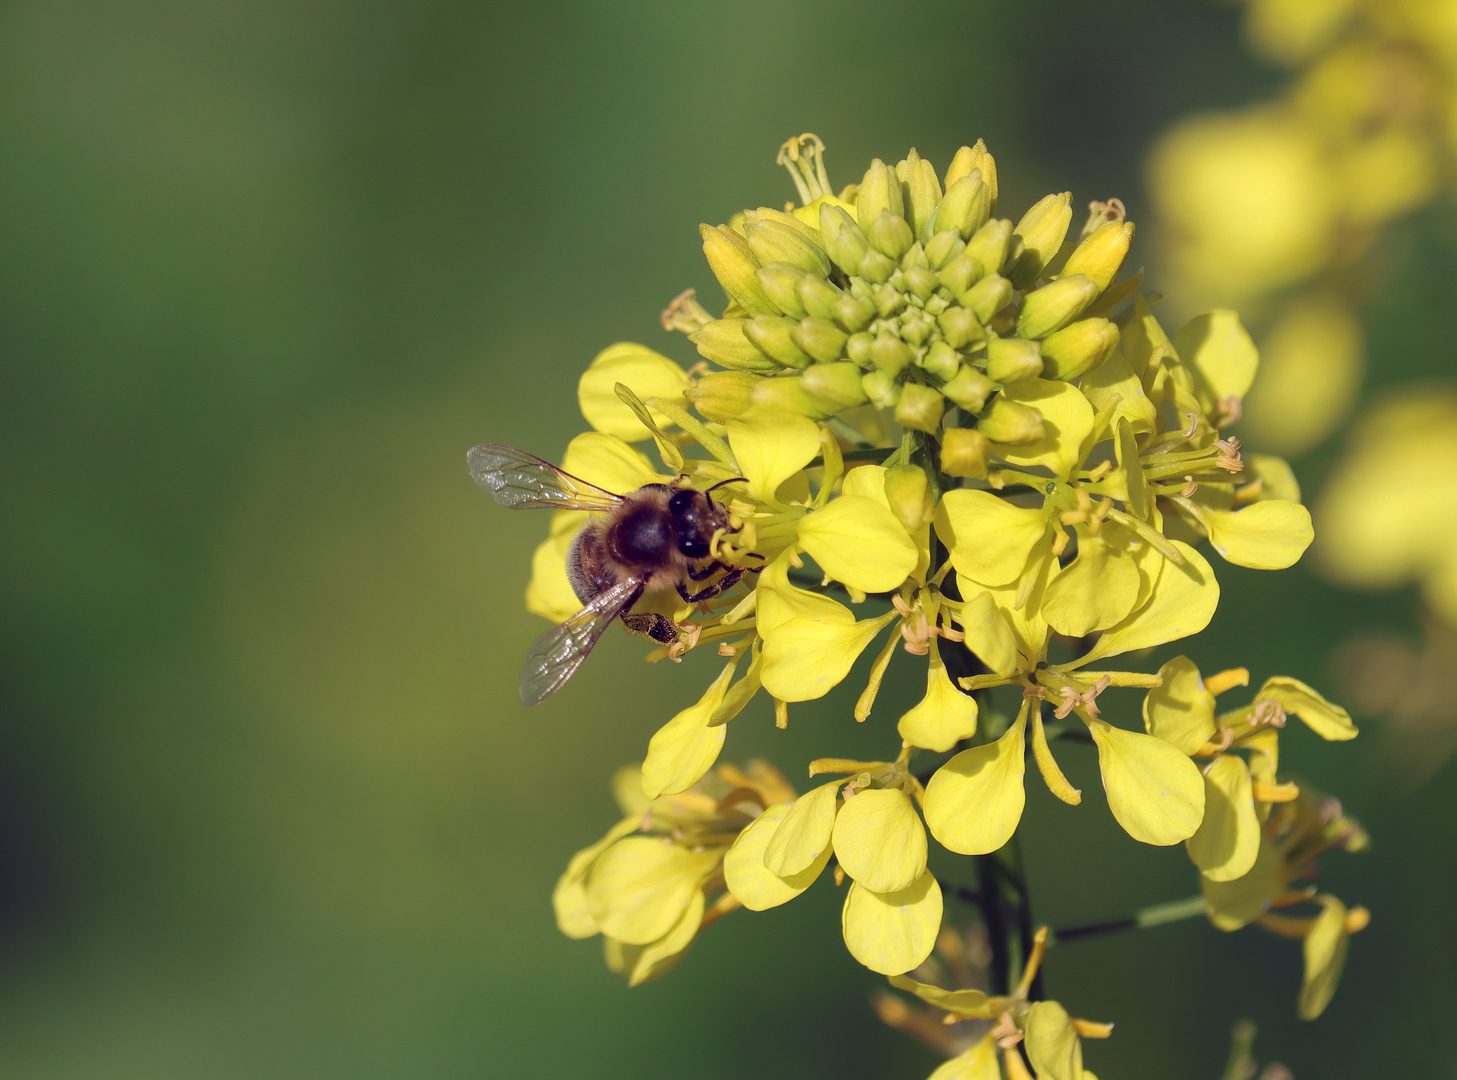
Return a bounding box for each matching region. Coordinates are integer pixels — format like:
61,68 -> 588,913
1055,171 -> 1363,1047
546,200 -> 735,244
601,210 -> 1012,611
0,0 -> 1452,1076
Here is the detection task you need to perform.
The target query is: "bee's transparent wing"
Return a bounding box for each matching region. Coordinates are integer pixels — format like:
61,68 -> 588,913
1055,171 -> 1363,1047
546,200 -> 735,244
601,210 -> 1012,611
520,577 -> 643,706
467,443 -> 622,511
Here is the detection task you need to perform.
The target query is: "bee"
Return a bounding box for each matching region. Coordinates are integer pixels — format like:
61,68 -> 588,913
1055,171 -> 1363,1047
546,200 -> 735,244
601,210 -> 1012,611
468,444 -> 751,705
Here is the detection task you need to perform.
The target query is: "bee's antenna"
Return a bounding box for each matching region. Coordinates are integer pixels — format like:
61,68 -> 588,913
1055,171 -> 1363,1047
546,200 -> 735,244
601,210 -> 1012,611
706,477 -> 748,494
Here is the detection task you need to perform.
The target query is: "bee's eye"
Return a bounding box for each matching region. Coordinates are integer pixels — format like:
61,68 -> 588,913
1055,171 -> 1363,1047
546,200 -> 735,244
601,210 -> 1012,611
668,490 -> 697,516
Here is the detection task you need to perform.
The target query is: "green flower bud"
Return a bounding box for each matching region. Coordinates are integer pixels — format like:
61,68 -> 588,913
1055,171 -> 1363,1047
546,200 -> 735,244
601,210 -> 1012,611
745,218 -> 831,277
924,229 -> 966,271
1040,317 -> 1120,379
750,374 -> 830,418
985,337 -> 1044,382
874,285 -> 907,318
792,316 -> 850,363
1008,192 -> 1072,290
686,370 -> 761,421
961,273 -> 1014,324
897,149 -> 943,239
862,369 -> 902,408
979,396 -> 1046,444
856,158 -> 905,227
941,366 -> 997,412
798,275 -> 843,320
921,340 -> 961,381
834,295 -> 875,333
940,427 -> 991,478
901,242 -> 929,273
700,224 -> 779,315
1016,274 -> 1099,339
931,173 -> 992,240
938,252 -> 983,296
1060,220 -> 1134,291
885,463 -> 934,532
858,248 -> 897,284
689,319 -> 780,371
964,219 -> 1014,278
902,313 -> 934,346
745,314 -> 815,368
938,307 -> 986,349
945,140 -> 997,212
870,332 -> 915,376
756,263 -> 808,317
903,266 -> 939,301
866,210 -> 915,261
846,332 -> 874,366
895,383 -> 945,433
818,203 -> 870,275
802,361 -> 871,413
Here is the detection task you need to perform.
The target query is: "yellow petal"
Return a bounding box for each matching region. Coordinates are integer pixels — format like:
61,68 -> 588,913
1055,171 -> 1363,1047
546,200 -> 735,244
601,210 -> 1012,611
955,590 -> 1019,676
617,887 -> 705,987
640,659 -> 736,799
1199,499 -> 1313,570
1187,754 -> 1259,882
924,713 -> 1027,855
723,803 -> 831,910
1079,540 -> 1218,662
1113,417 -> 1149,520
1299,895 -> 1351,1020
756,548 -> 855,637
1041,531 -> 1141,637
1080,348 -> 1156,434
927,1037 -> 1003,1080
551,815 -> 641,939
1202,839 -> 1284,931
899,643 -> 980,752
761,611 -> 898,702
841,871 -> 943,976
799,495 -> 918,593
1024,1000 -> 1083,1080
585,837 -> 721,945
578,343 -> 689,441
832,787 -> 928,893
726,409 -> 821,505
1142,655 -> 1216,755
1174,310 -> 1258,405
1255,676 -> 1357,741
1089,719 -> 1205,846
525,515 -> 586,622
842,463 -> 891,506
991,379 -> 1096,480
762,780 -> 841,877
561,431 -> 661,494
1245,452 -> 1301,504
935,489 -> 1049,587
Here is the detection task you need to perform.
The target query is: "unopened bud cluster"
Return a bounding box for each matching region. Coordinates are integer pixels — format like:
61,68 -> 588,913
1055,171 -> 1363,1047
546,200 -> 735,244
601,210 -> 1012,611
681,139 -> 1133,478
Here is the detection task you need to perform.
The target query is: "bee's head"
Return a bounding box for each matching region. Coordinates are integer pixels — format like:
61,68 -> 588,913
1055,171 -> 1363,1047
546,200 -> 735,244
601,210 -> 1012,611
668,485 -> 734,558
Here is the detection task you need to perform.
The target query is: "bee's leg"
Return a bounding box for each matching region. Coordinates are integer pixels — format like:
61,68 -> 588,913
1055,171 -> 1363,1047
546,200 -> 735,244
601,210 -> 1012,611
677,568 -> 745,604
620,611 -> 679,645
687,558 -> 730,581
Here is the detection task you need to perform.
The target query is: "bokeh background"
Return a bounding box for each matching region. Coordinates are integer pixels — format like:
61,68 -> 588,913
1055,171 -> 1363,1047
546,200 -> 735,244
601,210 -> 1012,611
0,0 -> 1453,1076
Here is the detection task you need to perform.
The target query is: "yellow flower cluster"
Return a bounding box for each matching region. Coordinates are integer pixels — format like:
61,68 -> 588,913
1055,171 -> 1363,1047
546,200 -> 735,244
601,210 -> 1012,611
508,135 -> 1367,1050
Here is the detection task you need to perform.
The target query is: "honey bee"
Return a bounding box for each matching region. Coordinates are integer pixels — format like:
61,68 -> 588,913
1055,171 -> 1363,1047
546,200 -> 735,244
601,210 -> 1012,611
468,444 -> 750,705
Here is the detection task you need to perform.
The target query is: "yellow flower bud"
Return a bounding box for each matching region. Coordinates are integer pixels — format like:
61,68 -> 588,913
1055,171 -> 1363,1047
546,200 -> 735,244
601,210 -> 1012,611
834,294 -> 875,333
801,361 -> 871,413
858,247 -> 897,284
978,396 -> 1045,444
866,209 -> 915,261
961,273 -> 1014,324
938,306 -> 986,349
856,158 -> 905,228
1039,317 -> 1120,379
924,229 -> 965,270
964,219 -> 1013,279
884,463 -> 934,532
902,266 -> 938,302
797,275 -> 843,320
689,319 -> 780,371
749,373 -> 830,418
940,427 -> 991,478
745,314 -> 815,368
818,203 -> 870,275
921,340 -> 961,381
870,332 -> 914,376
686,370 -> 761,421
985,337 -> 1044,382
862,369 -> 902,408
845,332 -> 873,366
897,148 -> 943,239
756,263 -> 808,317
941,366 -> 997,413
938,252 -> 982,296
1016,274 -> 1099,339
791,316 -> 849,364
895,383 -> 944,433
931,173 -> 992,239
699,223 -> 778,315
745,218 -> 831,277
1061,220 -> 1134,292
1008,192 -> 1072,289
945,139 -> 998,212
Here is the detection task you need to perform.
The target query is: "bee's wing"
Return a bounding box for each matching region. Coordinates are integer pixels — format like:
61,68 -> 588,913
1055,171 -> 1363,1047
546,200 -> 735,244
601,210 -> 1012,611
519,577 -> 643,706
467,443 -> 623,511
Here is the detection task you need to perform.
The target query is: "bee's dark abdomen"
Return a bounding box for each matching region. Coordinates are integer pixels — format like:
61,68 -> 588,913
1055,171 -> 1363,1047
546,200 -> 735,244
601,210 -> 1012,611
567,523 -> 615,605
611,505 -> 674,567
